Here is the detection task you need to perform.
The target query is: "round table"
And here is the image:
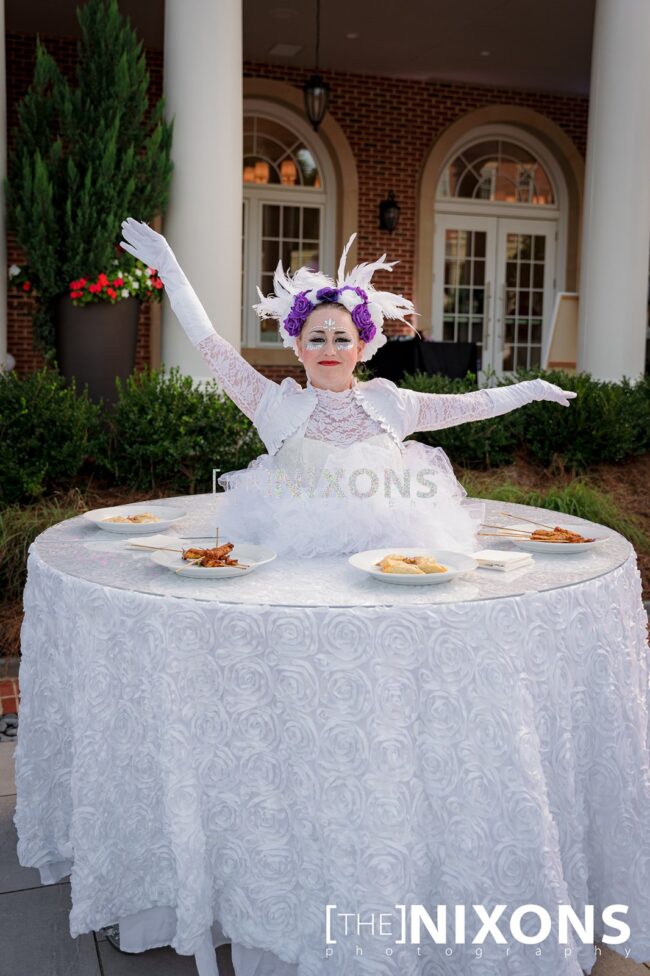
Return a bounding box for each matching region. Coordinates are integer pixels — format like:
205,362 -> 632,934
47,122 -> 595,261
14,493 -> 650,976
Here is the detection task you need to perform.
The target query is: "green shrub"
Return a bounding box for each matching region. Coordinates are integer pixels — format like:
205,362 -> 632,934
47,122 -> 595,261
400,371 -> 522,467
400,367 -> 650,471
0,368 -> 103,505
460,474 -> 650,552
0,490 -> 88,603
100,366 -> 264,493
510,368 -> 650,468
5,0 -> 173,349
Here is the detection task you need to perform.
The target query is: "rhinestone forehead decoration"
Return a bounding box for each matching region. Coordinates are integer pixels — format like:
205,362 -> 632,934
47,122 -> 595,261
323,318 -> 337,331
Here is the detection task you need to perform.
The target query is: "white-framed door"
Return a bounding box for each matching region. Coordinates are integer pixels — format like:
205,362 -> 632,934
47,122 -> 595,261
433,213 -> 557,376
242,191 -> 326,347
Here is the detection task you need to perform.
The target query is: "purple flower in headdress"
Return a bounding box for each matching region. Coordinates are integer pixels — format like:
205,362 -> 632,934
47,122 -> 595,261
283,290 -> 315,336
351,302 -> 377,343
315,286 -> 341,303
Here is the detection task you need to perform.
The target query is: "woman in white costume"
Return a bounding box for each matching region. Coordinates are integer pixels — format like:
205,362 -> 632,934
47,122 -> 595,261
120,218 -> 576,559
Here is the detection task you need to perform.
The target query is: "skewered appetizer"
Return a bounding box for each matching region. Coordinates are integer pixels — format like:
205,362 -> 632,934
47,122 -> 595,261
529,526 -> 595,543
182,542 -> 241,568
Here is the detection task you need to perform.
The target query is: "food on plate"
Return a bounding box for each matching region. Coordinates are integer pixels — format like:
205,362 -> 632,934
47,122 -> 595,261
377,557 -> 425,575
412,556 -> 449,573
376,554 -> 448,575
103,512 -> 161,524
529,526 -> 595,544
182,542 -> 241,568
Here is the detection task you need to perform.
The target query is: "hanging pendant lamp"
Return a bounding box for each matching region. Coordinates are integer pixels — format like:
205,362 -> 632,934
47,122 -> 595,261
303,0 -> 330,132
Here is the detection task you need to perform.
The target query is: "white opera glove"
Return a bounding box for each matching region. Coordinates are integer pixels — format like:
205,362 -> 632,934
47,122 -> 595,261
484,378 -> 577,416
119,217 -> 215,346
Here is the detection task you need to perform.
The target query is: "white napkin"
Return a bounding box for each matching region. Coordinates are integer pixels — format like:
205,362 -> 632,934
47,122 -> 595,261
473,549 -> 534,571
125,534 -> 184,551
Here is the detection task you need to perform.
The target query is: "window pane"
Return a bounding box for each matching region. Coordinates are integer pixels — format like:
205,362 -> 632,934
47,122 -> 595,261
261,239 -> 280,275
302,208 -> 320,241
243,116 -> 322,188
516,346 -> 529,368
262,206 -> 280,238
282,208 -> 300,239
439,139 -> 555,206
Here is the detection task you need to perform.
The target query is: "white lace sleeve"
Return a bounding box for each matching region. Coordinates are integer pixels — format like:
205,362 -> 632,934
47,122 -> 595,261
406,388 -> 497,433
405,379 -> 575,434
195,333 -> 274,423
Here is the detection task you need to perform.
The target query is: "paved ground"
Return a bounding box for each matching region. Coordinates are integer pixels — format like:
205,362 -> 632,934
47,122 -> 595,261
0,741 -> 648,976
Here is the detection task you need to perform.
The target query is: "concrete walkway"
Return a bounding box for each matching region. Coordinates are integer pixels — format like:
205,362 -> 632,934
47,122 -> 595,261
0,741 -> 648,976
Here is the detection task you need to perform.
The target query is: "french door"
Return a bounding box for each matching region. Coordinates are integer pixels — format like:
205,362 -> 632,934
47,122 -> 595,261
433,213 -> 557,376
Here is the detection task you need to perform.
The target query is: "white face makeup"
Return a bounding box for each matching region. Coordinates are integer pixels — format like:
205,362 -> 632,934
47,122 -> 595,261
303,314 -> 357,351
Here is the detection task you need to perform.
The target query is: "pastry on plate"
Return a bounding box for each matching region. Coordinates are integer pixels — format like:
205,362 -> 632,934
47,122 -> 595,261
412,556 -> 448,574
377,556 -> 425,575
376,553 -> 448,575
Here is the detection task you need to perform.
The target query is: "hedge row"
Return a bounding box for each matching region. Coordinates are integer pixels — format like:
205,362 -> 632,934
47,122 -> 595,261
402,368 -> 650,469
1,365 -> 649,506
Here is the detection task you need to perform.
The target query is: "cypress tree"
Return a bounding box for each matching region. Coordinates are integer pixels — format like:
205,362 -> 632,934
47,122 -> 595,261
5,0 -> 173,350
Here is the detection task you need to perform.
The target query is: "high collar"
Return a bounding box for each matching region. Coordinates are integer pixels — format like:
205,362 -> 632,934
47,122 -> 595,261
306,376 -> 359,396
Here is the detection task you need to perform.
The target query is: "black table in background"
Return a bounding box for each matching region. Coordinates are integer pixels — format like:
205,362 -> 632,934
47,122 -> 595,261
367,337 -> 478,383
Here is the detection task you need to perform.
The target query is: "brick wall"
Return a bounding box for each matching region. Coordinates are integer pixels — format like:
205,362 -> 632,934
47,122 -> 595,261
5,33 -> 163,374
244,60 -> 589,319
5,32 -> 588,375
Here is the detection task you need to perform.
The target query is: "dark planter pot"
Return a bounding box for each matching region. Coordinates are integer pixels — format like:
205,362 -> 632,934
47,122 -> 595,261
54,296 -> 140,404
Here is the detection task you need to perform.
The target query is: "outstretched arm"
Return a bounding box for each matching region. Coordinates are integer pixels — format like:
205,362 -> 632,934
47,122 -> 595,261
120,218 -> 274,422
406,378 -> 577,434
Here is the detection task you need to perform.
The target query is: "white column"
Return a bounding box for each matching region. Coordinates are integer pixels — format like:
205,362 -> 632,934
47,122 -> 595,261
577,0 -> 650,381
162,0 -> 242,379
0,0 -> 8,370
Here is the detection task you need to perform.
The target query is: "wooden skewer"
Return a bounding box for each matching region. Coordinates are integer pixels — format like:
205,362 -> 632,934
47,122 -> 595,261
498,511 -> 559,530
479,532 -> 532,538
128,543 -> 183,552
176,560 -> 251,573
480,523 -> 532,534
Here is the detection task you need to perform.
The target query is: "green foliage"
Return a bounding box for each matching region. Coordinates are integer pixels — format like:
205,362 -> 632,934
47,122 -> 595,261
0,369 -> 104,505
401,371 -> 523,467
5,0 -> 173,348
100,367 -> 265,493
0,490 -> 88,602
401,368 -> 650,471
508,368 -> 650,467
460,475 -> 650,552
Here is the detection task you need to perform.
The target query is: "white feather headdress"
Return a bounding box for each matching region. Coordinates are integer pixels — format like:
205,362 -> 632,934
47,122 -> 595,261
253,233 -> 419,362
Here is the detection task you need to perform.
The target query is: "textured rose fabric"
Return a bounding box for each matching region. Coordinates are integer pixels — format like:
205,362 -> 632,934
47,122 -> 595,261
14,537 -> 650,976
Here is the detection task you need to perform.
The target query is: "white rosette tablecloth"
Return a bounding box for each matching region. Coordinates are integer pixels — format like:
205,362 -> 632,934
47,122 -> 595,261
14,494 -> 650,976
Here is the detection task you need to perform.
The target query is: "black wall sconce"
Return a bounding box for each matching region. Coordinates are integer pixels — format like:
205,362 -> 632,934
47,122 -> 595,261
379,191 -> 400,233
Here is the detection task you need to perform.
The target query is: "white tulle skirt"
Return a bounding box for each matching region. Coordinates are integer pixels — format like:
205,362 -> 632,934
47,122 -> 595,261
216,432 -> 483,558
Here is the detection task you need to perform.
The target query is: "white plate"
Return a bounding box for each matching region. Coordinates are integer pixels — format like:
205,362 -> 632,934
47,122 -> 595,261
349,548 -> 478,585
83,504 -> 186,534
507,522 -> 608,554
150,541 -> 277,578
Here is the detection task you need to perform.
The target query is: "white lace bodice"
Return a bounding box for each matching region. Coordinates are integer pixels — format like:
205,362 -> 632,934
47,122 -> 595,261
195,332 -> 497,444
304,385 -> 385,444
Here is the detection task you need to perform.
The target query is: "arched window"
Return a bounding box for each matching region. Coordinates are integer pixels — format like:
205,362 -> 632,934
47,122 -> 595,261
242,105 -> 334,348
439,139 -> 555,206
